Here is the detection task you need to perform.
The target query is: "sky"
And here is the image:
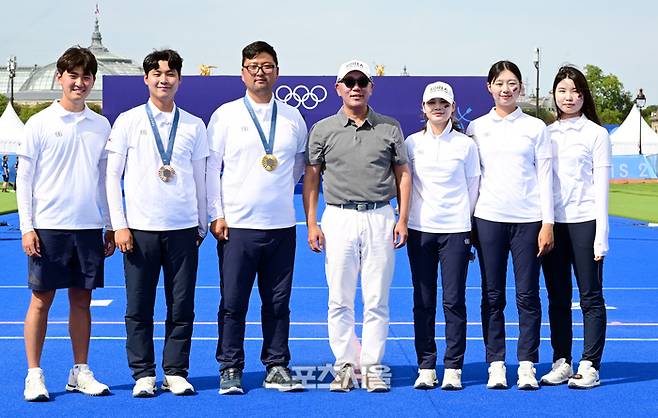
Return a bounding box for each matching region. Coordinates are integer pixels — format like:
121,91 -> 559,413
1,0 -> 656,105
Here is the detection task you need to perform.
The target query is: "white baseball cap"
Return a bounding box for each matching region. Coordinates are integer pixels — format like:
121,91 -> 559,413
422,81 -> 454,104
336,59 -> 372,82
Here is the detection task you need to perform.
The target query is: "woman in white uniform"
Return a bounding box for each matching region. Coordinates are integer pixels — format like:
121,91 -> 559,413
540,65 -> 610,389
466,61 -> 554,390
406,82 -> 480,390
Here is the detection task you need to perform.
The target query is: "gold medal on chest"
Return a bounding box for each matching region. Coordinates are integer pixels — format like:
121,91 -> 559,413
261,154 -> 278,171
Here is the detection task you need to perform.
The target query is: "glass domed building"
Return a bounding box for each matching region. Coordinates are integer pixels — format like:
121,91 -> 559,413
13,17 -> 142,103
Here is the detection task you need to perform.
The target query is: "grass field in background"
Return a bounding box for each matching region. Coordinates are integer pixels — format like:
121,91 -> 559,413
0,192 -> 17,215
609,183 -> 658,223
0,184 -> 655,222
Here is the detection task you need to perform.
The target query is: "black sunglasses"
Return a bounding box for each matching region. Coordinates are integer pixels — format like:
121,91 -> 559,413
341,76 -> 370,89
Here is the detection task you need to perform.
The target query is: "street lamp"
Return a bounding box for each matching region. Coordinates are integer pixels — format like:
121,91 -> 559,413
533,47 -> 540,118
635,88 -> 646,155
6,56 -> 17,105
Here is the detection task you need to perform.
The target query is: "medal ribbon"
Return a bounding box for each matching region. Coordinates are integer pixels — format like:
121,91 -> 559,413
146,103 -> 180,166
243,96 -> 277,155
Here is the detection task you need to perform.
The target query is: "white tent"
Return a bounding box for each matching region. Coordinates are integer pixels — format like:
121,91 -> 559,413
0,103 -> 24,155
610,105 -> 658,155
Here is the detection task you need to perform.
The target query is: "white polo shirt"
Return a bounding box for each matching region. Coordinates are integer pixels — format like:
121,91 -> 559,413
207,94 -> 307,229
406,122 -> 481,233
547,115 -> 611,222
106,101 -> 209,231
17,101 -> 110,231
466,107 -> 552,223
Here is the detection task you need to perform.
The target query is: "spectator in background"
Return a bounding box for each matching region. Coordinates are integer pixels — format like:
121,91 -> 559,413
2,155 -> 10,192
13,157 -> 19,191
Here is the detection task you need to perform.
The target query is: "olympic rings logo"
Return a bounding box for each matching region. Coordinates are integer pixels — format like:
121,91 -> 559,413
275,85 -> 328,110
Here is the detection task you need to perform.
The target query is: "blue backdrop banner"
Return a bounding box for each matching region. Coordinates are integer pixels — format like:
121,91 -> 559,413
102,75 -> 491,136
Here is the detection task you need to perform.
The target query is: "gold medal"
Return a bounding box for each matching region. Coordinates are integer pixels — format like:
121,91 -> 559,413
261,154 -> 278,171
158,165 -> 176,182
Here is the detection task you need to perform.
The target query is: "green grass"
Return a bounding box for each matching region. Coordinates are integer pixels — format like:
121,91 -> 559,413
609,183 -> 658,223
0,191 -> 17,215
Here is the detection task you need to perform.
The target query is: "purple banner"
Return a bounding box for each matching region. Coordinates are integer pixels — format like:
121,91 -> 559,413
103,75 -> 492,136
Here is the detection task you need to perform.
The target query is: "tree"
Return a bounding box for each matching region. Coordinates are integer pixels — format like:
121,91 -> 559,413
0,96 -> 102,123
88,103 -> 103,115
641,105 -> 657,124
584,65 -> 634,124
0,94 -> 23,120
522,107 -> 556,125
18,102 -> 50,123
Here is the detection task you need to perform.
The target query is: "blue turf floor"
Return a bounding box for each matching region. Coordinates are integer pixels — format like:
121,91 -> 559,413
1,197 -> 657,417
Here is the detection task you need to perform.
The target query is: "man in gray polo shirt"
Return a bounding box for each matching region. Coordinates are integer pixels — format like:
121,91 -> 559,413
303,59 -> 411,392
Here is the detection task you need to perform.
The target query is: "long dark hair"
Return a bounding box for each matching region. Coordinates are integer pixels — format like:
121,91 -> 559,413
552,65 -> 600,125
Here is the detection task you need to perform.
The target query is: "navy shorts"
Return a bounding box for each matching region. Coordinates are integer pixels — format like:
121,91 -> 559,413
28,229 -> 104,291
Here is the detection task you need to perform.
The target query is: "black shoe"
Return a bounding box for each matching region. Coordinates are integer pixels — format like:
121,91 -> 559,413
263,366 -> 304,392
219,368 -> 244,395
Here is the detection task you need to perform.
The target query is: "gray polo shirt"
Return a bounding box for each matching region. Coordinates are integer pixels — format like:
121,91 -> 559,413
306,107 -> 408,205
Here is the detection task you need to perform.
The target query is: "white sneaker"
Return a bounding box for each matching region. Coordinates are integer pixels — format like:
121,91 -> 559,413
162,375 -> 195,395
24,369 -> 49,402
441,368 -> 463,390
540,358 -> 573,386
486,361 -> 507,389
568,360 -> 600,389
66,365 -> 110,396
132,376 -> 157,398
413,369 -> 438,389
517,361 -> 539,390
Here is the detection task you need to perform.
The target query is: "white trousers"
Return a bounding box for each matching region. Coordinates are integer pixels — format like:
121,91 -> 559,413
321,204 -> 396,370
